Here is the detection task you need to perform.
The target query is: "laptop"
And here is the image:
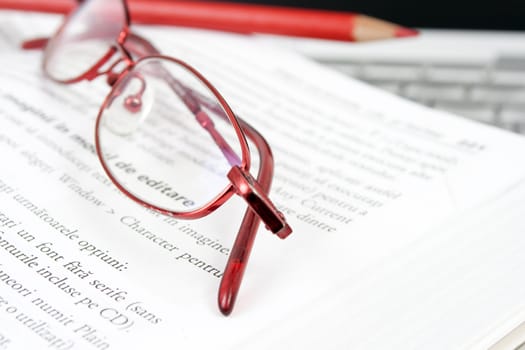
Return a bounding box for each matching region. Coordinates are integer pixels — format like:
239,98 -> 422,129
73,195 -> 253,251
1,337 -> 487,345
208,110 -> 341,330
247,0 -> 525,134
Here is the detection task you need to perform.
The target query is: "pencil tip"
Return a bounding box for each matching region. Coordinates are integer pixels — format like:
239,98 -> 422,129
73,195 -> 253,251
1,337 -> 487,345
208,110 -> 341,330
394,27 -> 419,38
353,16 -> 419,41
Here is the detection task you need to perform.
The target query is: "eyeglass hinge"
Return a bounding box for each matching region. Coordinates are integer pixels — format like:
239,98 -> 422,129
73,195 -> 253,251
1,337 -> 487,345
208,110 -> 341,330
227,166 -> 292,239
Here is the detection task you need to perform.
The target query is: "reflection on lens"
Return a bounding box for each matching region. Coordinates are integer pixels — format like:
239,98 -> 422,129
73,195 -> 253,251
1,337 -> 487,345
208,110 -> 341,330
44,0 -> 126,81
96,57 -> 244,213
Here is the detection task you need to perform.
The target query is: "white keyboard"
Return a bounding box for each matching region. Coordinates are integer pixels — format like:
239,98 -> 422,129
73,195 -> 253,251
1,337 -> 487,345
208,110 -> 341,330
321,55 -> 525,133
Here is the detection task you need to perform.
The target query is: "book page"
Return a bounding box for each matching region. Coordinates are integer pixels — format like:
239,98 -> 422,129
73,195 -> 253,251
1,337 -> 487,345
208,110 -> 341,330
243,173 -> 525,349
1,12 -> 525,349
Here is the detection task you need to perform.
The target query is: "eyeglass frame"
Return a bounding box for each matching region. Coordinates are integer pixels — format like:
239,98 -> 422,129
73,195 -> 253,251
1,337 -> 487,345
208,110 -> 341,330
22,0 -> 292,316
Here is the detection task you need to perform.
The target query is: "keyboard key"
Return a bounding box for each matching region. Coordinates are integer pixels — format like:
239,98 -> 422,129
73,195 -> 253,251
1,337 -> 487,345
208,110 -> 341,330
500,106 -> 525,131
489,56 -> 525,86
360,63 -> 422,82
425,65 -> 488,84
403,83 -> 466,102
494,56 -> 525,70
470,86 -> 525,103
500,106 -> 525,120
491,71 -> 525,86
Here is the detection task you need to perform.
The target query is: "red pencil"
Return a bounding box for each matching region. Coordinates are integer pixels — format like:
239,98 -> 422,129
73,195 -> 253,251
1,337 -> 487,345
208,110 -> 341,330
0,0 -> 418,42
0,0 -> 73,13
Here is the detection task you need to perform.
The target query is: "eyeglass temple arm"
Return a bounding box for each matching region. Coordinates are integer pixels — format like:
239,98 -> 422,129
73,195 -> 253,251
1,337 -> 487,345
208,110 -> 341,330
220,119 -> 293,315
21,37 -> 49,49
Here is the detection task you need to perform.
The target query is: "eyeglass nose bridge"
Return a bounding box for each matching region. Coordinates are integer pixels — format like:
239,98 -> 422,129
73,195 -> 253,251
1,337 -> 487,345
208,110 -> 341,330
104,45 -> 135,86
64,41 -> 134,85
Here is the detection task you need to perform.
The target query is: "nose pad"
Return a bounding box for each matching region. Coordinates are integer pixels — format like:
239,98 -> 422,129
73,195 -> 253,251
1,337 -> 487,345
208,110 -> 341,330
124,94 -> 143,113
102,74 -> 152,136
107,72 -> 144,114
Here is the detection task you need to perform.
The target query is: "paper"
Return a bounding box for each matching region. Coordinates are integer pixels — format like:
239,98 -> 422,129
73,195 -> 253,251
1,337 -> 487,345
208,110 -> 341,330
1,11 -> 525,349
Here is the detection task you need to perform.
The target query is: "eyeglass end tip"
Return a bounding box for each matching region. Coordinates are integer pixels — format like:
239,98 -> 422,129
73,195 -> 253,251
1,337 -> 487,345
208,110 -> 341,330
276,224 -> 292,239
218,293 -> 235,316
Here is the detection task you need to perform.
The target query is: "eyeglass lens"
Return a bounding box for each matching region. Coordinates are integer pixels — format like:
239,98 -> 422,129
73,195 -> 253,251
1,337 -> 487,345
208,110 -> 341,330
44,0 -> 126,81
96,57 -> 244,213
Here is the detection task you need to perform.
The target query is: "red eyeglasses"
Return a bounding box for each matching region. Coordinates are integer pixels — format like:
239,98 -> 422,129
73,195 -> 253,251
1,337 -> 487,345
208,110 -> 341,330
26,0 -> 292,315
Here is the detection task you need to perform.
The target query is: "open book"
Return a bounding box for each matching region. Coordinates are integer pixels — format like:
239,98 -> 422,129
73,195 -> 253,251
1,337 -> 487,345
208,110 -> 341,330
1,10 -> 525,350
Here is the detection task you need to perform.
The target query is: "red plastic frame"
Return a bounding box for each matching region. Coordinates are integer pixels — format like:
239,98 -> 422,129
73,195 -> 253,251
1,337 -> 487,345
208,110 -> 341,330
28,0 -> 292,315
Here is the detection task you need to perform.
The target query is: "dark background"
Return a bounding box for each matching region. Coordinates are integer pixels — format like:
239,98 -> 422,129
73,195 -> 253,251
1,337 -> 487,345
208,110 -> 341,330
227,0 -> 525,30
